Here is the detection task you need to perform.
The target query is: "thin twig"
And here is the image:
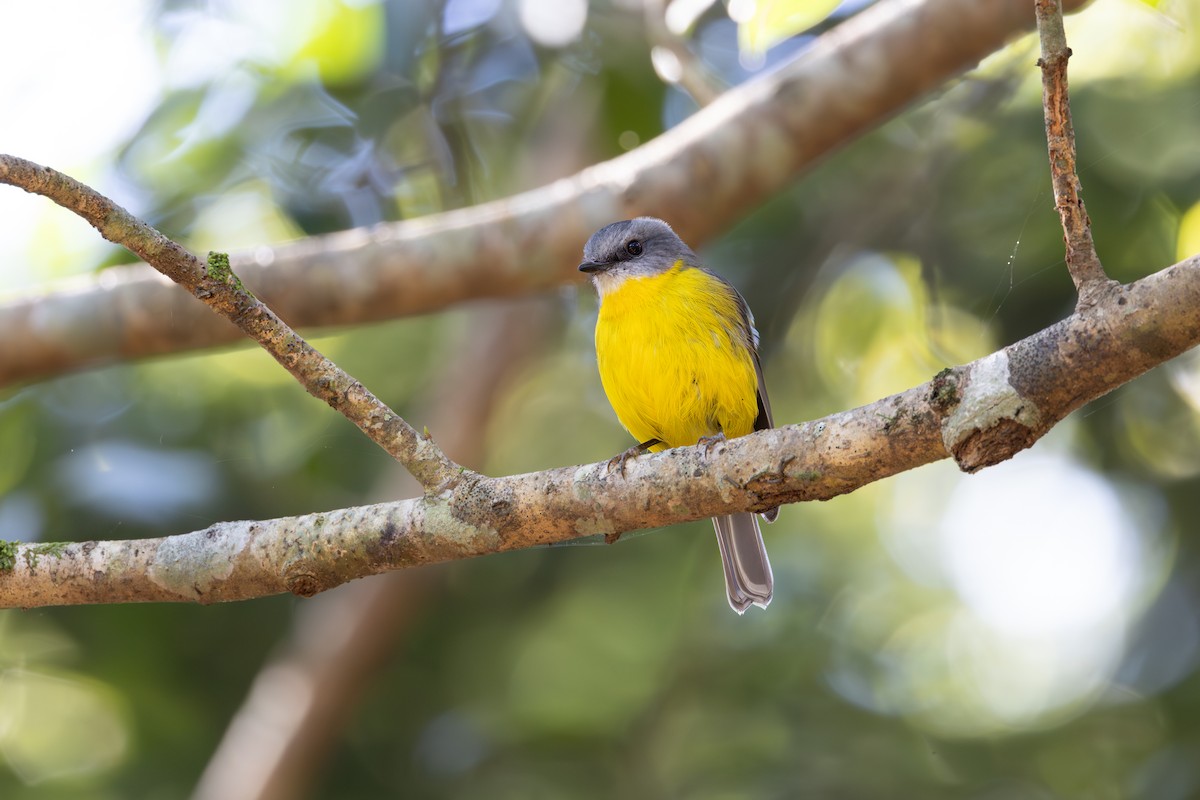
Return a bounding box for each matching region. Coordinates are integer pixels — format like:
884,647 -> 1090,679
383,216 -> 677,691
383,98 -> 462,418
1035,0 -> 1113,304
0,156 -> 461,490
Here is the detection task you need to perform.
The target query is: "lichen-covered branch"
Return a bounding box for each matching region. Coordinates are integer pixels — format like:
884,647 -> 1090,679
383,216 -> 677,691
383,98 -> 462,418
0,0 -> 1087,388
1035,0 -> 1112,304
3,251 -> 1198,608
0,157 -> 460,489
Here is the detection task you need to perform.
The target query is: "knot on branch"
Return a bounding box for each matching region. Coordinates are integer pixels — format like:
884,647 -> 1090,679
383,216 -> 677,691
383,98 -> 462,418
284,569 -> 324,598
1035,47 -> 1071,70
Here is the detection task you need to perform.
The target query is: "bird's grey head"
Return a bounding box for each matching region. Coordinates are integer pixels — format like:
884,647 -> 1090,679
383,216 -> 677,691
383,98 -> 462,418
578,217 -> 697,296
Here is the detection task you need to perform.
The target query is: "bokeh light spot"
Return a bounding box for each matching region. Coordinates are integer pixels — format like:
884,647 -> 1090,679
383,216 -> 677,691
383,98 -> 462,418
518,0 -> 587,48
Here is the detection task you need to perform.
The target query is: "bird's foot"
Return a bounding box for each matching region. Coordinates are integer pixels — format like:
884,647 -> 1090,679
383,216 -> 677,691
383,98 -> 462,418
605,438 -> 661,477
697,431 -> 727,459
606,443 -> 647,477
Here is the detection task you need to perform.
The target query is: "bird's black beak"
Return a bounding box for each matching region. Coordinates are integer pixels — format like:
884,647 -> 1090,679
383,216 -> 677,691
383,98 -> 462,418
578,260 -> 607,274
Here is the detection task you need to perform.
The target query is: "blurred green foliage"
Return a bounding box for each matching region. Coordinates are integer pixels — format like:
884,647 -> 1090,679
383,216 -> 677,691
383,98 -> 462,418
3,0 -> 1200,797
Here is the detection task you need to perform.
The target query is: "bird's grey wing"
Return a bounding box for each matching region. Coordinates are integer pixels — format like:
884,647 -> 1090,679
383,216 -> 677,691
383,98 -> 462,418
707,269 -> 778,523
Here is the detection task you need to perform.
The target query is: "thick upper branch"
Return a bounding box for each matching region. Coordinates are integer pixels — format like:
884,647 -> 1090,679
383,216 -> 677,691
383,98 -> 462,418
0,0 -> 1087,388
3,250 -> 1197,608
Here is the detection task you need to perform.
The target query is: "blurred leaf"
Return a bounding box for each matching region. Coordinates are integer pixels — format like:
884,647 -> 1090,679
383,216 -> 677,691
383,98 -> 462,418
1178,197 -> 1200,261
808,253 -> 993,405
188,180 -> 305,251
499,557 -> 684,736
734,0 -> 841,54
290,0 -> 386,87
1120,363 -> 1200,479
0,668 -> 130,785
0,406 -> 36,497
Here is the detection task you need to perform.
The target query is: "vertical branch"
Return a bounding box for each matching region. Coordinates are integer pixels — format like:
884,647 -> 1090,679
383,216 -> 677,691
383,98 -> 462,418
1035,0 -> 1112,305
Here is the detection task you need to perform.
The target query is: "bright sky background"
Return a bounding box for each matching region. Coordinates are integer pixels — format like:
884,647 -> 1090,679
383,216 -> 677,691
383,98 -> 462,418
0,0 -> 160,293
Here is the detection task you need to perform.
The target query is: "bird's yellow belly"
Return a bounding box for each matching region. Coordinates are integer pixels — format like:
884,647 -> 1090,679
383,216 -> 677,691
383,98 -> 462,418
594,265 -> 758,451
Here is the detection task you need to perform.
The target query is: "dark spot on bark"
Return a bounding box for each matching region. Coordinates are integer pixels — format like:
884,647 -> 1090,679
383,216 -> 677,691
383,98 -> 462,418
286,572 -> 322,598
1007,322 -> 1069,404
456,478 -> 514,534
1131,327 -> 1175,361
380,520 -> 398,546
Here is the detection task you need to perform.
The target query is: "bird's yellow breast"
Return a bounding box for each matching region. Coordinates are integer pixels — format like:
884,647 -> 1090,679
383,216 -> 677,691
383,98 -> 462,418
594,262 -> 759,451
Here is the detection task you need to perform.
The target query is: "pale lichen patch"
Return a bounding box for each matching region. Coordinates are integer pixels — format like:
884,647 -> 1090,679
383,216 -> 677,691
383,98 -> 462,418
571,465 -> 598,500
148,525 -> 250,601
423,496 -> 500,549
941,351 -> 1043,453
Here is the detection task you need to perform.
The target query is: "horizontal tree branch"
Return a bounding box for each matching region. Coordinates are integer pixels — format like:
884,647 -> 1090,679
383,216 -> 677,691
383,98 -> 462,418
2,252 -> 1195,608
0,0 -> 1086,388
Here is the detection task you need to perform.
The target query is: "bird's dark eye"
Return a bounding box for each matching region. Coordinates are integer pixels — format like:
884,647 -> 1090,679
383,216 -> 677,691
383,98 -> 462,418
625,239 -> 643,256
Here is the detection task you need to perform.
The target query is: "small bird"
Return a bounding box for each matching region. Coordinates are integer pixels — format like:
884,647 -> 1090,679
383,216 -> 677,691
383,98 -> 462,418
579,217 -> 777,613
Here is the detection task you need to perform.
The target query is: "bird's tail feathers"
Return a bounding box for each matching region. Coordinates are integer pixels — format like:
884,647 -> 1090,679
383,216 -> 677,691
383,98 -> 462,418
712,513 -> 773,614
